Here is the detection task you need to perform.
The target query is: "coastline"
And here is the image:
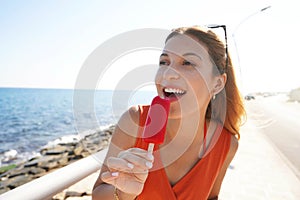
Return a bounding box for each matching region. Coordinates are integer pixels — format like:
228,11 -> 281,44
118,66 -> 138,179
0,125 -> 115,195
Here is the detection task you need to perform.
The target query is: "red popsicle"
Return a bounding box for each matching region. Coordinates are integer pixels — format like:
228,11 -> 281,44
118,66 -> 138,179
142,96 -> 170,152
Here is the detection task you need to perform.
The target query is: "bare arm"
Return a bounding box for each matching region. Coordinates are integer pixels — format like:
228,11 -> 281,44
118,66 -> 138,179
208,134 -> 239,199
92,106 -> 154,200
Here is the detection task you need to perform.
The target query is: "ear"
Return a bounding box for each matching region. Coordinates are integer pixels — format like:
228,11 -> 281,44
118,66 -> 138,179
212,73 -> 227,95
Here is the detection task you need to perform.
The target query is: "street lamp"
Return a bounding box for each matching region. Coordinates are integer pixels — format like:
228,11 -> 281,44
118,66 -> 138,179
232,6 -> 271,81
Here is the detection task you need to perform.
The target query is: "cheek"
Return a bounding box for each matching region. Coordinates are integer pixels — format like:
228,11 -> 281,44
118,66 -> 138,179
154,68 -> 164,84
186,71 -> 212,100
187,70 -> 208,89
195,68 -> 215,89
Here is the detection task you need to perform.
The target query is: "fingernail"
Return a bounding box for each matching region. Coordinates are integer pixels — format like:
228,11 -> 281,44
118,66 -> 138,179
127,163 -> 134,169
147,153 -> 154,161
111,172 -> 119,177
146,161 -> 153,168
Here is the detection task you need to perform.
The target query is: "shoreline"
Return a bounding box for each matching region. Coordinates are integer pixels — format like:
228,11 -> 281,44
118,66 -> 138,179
0,125 -> 115,195
0,124 -> 115,167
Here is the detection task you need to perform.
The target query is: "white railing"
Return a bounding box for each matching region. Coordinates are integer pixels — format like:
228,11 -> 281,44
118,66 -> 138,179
0,149 -> 108,200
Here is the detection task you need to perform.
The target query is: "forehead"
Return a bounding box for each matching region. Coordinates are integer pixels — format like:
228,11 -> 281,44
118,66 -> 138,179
163,34 -> 209,58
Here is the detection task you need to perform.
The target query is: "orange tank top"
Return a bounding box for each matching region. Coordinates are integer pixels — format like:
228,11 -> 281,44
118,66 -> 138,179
134,105 -> 231,200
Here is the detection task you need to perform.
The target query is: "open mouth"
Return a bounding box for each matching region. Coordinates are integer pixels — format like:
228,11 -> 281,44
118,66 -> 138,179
163,87 -> 186,100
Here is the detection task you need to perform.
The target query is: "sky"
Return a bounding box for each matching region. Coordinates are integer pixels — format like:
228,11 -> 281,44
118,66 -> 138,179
0,0 -> 299,93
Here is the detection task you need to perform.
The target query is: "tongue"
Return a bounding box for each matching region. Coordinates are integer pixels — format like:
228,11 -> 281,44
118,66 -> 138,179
165,92 -> 181,99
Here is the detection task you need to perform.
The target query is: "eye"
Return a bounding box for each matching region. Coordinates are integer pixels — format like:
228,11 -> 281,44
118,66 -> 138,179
182,60 -> 195,66
159,60 -> 169,66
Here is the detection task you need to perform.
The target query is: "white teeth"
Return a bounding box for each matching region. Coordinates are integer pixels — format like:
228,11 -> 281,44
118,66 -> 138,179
164,88 -> 185,94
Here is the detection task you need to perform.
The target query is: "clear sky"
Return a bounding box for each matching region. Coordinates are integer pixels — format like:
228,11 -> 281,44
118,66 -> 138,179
0,0 -> 299,93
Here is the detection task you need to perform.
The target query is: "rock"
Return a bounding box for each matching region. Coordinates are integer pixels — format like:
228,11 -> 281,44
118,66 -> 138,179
52,190 -> 88,200
5,175 -> 33,189
73,144 -> 84,156
79,152 -> 90,158
65,191 -> 86,198
38,152 -> 69,169
29,167 -> 46,175
58,155 -> 69,167
39,161 -> 59,171
0,125 -> 115,196
68,155 -> 84,162
41,145 -> 72,156
24,159 -> 39,167
8,167 -> 32,178
52,191 -> 66,200
0,187 -> 10,194
65,196 -> 91,200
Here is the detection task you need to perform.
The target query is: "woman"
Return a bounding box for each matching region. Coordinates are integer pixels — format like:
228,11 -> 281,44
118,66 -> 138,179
92,26 -> 245,200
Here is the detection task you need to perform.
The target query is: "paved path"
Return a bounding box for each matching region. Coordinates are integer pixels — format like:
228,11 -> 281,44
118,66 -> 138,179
220,119 -> 300,200
57,119 -> 300,200
246,96 -> 300,178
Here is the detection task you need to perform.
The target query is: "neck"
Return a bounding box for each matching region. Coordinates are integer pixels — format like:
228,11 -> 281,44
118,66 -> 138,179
159,110 -> 207,167
165,109 -> 206,143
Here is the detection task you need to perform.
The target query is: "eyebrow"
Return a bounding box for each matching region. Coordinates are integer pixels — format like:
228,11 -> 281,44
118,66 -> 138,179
160,53 -> 168,57
182,52 -> 203,60
160,52 -> 202,60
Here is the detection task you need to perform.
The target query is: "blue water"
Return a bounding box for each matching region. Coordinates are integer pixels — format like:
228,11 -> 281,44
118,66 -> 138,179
0,88 -> 156,164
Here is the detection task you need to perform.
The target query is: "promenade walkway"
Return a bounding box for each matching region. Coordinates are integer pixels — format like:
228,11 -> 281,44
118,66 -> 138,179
55,119 -> 300,200
220,119 -> 300,200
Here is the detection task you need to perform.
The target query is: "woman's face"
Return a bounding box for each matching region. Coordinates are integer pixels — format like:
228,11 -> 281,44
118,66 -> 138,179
155,34 -> 222,119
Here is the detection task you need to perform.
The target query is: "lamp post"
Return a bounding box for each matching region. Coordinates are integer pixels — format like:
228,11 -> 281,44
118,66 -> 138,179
232,6 -> 271,82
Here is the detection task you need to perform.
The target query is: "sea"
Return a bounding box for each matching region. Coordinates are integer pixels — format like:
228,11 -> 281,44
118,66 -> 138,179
0,87 -> 156,166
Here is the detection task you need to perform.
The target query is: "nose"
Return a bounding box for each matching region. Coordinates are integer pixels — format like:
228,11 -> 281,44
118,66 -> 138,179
163,66 -> 180,80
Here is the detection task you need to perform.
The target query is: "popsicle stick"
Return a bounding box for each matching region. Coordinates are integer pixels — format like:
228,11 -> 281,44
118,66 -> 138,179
147,143 -> 155,154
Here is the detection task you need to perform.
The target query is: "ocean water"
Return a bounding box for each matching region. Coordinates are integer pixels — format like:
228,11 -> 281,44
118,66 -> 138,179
0,88 -> 156,165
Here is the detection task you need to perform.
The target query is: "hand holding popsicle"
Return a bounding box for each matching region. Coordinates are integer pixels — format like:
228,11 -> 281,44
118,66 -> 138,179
142,96 -> 170,153
100,96 -> 169,197
101,96 -> 170,195
100,147 -> 154,197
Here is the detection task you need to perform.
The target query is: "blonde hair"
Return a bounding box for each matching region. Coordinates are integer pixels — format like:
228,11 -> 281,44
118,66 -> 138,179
166,26 -> 246,139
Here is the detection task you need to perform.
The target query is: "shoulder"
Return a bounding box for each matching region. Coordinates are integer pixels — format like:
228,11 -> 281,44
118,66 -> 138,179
229,134 -> 239,152
110,105 -> 141,149
222,126 -> 239,159
226,131 -> 239,159
221,125 -> 239,158
207,130 -> 239,198
117,105 -> 140,131
93,106 -> 141,190
213,124 -> 239,166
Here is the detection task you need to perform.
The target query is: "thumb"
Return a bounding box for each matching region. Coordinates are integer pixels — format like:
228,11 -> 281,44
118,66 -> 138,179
101,171 -> 119,185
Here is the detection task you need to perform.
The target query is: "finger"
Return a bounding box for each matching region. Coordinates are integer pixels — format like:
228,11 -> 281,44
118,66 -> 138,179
107,157 -> 135,172
120,148 -> 154,161
101,171 -> 119,185
118,153 -> 153,170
